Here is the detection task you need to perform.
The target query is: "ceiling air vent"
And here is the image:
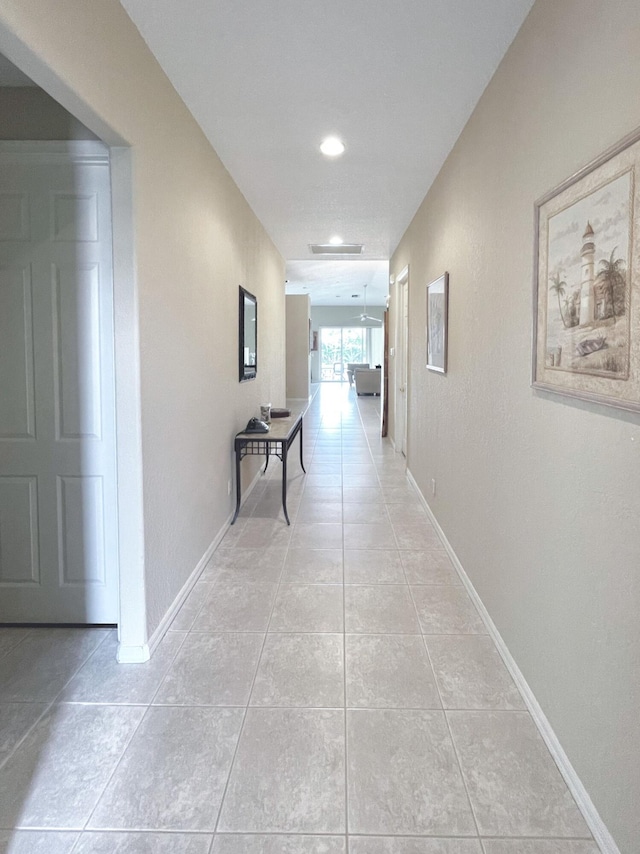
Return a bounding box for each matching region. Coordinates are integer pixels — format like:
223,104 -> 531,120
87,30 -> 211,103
309,243 -> 364,255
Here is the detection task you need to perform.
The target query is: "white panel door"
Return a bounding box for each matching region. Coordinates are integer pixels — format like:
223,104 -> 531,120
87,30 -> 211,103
0,142 -> 118,623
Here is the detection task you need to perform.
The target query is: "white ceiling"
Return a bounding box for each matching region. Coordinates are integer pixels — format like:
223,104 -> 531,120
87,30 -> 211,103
7,3 -> 537,305
286,259 -> 390,307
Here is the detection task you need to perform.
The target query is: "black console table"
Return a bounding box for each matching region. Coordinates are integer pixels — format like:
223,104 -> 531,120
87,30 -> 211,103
231,405 -> 307,526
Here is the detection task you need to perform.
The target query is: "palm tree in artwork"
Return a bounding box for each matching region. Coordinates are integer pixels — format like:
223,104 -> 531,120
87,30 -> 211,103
562,294 -> 577,327
597,247 -> 626,320
549,271 -> 568,328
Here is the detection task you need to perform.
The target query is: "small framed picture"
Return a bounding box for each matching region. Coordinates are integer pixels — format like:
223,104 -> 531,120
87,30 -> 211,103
427,272 -> 449,373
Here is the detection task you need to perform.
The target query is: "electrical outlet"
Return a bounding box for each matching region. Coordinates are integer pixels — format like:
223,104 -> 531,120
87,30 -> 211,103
431,478 -> 436,496
227,478 -> 232,495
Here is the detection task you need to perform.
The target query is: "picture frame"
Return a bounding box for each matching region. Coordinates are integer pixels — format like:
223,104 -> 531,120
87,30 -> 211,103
533,127 -> 640,412
426,272 -> 449,373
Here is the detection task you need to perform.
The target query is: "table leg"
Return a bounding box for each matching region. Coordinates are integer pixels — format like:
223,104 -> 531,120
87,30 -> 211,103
299,419 -> 306,473
231,447 -> 242,524
263,448 -> 270,475
281,443 -> 290,525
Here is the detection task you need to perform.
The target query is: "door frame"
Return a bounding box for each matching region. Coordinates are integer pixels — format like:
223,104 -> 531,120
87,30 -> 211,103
109,147 -> 148,662
381,307 -> 389,437
395,265 -> 409,458
0,30 -> 149,661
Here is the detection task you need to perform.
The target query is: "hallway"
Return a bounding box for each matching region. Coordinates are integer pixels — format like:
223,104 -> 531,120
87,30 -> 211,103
0,384 -> 597,853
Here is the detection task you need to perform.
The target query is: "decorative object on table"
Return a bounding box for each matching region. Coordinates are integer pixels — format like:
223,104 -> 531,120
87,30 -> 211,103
260,403 -> 271,422
426,272 -> 449,373
270,407 -> 291,418
243,417 -> 269,434
239,286 -> 257,382
533,127 -> 640,412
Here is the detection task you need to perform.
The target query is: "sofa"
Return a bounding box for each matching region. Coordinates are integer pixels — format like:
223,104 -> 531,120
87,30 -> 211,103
346,362 -> 369,385
355,367 -> 381,395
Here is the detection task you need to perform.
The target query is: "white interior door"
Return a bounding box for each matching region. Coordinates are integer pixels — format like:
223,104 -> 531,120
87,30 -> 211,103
396,269 -> 409,457
0,142 -> 118,623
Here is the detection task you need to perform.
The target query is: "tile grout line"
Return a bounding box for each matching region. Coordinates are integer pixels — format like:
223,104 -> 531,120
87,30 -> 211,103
5,826 -> 603,840
341,407 -> 350,853
29,702 -> 543,712
0,699 -> 53,775
212,449 -> 293,839
419,617 -> 484,845
81,698 -> 152,833
0,627 -> 34,663
78,627 -> 191,836
142,625 -> 192,708
0,628 -> 112,775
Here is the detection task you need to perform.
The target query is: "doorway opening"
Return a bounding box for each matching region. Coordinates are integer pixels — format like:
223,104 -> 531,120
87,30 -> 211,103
0,141 -> 119,624
0,42 -> 147,660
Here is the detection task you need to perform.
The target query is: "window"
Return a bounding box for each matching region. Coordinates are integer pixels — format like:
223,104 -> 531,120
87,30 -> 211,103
319,326 -> 382,380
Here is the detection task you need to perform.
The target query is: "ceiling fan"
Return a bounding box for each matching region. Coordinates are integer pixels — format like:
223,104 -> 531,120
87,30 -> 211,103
351,283 -> 382,323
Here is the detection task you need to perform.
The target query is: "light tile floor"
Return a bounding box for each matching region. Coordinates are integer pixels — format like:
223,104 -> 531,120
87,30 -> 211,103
0,384 -> 600,853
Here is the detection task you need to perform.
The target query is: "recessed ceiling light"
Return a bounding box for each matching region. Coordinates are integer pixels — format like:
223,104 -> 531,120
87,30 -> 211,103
320,136 -> 345,157
329,235 -> 343,245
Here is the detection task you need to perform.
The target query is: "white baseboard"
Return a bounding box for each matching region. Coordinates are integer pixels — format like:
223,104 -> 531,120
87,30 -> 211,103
406,468 -> 620,854
144,530 -> 224,658
117,525 -> 226,664
133,467 -> 266,662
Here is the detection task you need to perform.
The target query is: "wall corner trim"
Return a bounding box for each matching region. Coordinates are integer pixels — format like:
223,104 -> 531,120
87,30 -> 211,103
116,643 -> 150,664
406,468 -> 622,854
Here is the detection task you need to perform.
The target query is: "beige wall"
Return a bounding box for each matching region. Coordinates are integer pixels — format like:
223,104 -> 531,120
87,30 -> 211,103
0,86 -> 99,139
0,1 -> 286,638
390,1 -> 640,850
286,294 -> 311,399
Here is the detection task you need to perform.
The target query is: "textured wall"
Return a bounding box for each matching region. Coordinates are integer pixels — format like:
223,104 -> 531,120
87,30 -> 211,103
390,1 -> 640,850
0,0 -> 286,639
286,294 -> 311,400
0,87 -> 99,139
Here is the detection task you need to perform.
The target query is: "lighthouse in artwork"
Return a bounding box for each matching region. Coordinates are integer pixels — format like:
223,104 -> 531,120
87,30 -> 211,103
579,221 -> 595,325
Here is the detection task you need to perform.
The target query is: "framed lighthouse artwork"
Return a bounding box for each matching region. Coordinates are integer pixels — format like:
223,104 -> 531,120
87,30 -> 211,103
533,127 -> 640,413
